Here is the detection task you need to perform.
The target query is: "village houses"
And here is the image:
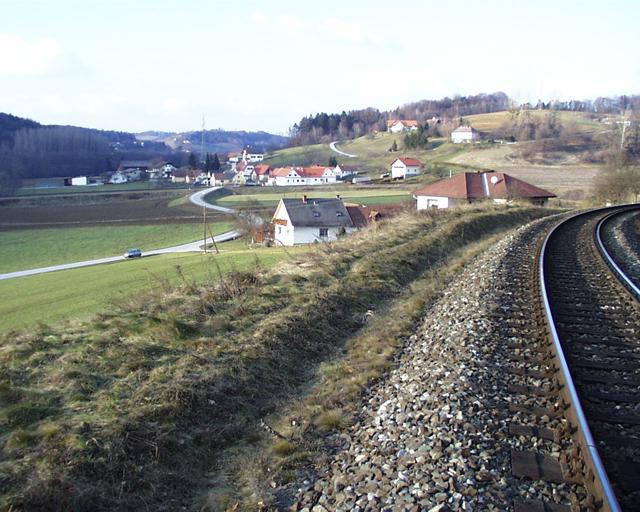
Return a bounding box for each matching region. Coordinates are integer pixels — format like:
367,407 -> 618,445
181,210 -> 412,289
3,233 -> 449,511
269,166 -> 337,186
414,171 -> 556,209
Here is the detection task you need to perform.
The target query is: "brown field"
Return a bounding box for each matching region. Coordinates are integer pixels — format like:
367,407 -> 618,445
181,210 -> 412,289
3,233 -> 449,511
0,190 -> 227,230
445,143 -> 603,196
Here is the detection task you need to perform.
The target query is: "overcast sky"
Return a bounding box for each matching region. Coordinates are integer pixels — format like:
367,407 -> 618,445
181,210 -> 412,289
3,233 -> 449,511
1,0 -> 638,134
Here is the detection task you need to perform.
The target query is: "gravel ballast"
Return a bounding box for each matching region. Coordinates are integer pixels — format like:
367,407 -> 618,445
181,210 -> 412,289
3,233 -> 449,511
292,216 -> 592,512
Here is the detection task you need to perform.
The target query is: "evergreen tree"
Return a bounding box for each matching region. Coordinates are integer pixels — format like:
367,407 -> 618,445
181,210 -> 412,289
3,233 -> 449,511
188,152 -> 197,169
205,153 -> 212,171
328,156 -> 338,167
212,153 -> 221,171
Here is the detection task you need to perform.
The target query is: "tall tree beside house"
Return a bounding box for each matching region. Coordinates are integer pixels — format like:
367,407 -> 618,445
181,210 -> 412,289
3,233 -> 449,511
403,126 -> 429,149
188,152 -> 197,170
205,153 -> 212,171
212,152 -> 221,171
328,156 -> 338,167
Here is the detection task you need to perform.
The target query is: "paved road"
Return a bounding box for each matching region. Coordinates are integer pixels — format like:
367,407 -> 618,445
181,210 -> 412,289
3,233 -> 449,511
0,188 -> 239,281
329,141 -> 358,158
189,186 -> 235,213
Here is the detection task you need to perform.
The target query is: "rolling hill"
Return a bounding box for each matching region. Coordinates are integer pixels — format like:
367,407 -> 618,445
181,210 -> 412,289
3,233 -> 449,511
265,110 -> 611,198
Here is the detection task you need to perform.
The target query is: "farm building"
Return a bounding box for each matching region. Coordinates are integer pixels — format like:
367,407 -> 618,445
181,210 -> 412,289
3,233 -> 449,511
387,120 -> 419,133
414,171 -> 556,209
251,164 -> 272,183
391,157 -> 423,179
451,126 -> 480,143
269,166 -> 337,186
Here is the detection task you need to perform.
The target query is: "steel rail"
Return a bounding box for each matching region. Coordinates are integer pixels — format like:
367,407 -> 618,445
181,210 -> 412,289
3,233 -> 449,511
538,208 -> 622,512
595,206 -> 640,301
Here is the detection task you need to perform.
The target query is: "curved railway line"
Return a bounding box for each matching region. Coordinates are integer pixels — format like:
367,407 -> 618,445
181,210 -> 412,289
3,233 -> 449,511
538,205 -> 640,511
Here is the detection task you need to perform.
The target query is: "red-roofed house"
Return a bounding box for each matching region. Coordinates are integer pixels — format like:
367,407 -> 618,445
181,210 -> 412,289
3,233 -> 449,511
269,166 -> 337,186
251,164 -> 272,183
387,120 -> 419,133
414,172 -> 556,209
391,157 -> 423,179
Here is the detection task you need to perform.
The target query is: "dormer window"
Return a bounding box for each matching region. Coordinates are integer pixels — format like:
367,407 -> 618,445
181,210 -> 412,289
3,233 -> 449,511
336,212 -> 343,217
313,212 -> 320,217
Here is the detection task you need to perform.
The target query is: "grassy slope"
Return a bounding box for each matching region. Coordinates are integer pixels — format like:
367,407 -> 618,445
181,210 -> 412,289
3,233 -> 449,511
0,222 -> 233,274
267,110 -> 606,196
14,182 -> 192,196
0,244 -> 304,333
0,205 -> 558,511
214,188 -> 411,207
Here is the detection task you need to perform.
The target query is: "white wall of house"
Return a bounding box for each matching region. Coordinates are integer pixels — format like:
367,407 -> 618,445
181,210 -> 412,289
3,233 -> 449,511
275,225 -> 354,246
416,196 -> 467,209
71,176 -> 89,186
391,162 -> 421,179
451,131 -> 478,143
109,173 -> 128,184
389,122 -> 405,133
273,172 -> 337,186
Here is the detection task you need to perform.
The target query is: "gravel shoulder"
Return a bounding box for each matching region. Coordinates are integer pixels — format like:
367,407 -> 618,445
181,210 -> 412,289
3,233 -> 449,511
292,215 -> 590,511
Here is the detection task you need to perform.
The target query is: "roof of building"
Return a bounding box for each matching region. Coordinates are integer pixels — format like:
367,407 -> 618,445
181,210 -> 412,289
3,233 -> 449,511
452,126 -> 478,134
344,204 -> 402,228
172,169 -> 200,178
413,172 -> 556,200
394,157 -> 423,167
253,164 -> 271,175
387,119 -> 419,127
271,166 -> 332,178
278,198 -> 354,227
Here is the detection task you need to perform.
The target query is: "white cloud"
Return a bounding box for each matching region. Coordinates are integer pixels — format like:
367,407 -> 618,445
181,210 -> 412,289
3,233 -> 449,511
0,35 -> 65,76
39,93 -> 69,115
161,96 -> 187,114
250,10 -> 269,25
277,15 -> 306,32
320,18 -> 366,43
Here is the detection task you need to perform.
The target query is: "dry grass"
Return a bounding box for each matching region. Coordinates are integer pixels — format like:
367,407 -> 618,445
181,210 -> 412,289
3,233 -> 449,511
0,204 -> 562,511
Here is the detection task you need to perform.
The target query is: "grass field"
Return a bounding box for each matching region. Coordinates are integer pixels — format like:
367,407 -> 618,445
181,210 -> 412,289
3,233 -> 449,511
463,110 -> 604,134
0,243 -> 304,333
212,187 -> 412,207
14,182 -> 193,196
0,222 -> 233,273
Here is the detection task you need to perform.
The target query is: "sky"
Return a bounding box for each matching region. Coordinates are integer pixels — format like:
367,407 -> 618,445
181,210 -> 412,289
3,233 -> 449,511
1,0 -> 639,134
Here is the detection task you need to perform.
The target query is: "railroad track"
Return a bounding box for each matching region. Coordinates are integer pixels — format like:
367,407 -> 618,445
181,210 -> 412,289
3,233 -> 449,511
539,205 -> 640,511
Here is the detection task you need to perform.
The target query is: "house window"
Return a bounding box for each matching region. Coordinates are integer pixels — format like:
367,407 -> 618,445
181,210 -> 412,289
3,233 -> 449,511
319,228 -> 328,238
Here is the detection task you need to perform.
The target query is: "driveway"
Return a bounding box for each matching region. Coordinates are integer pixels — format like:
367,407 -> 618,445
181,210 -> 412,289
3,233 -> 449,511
329,141 -> 358,158
0,187 -> 239,281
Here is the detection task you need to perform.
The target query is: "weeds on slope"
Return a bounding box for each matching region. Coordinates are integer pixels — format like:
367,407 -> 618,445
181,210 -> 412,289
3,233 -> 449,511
0,205 -> 559,511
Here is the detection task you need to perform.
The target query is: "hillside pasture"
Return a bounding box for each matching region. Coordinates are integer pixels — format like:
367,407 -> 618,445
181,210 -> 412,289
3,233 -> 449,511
211,186 -> 412,208
0,244 -> 304,333
462,110 -> 604,135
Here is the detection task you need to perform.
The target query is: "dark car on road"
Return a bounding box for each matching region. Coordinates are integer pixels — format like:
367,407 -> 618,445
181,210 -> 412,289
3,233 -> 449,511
123,248 -> 142,258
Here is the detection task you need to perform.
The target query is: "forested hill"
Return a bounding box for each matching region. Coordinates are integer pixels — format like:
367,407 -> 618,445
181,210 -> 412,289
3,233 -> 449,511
136,129 -> 289,154
289,92 -> 640,145
0,113 -> 41,144
0,113 -> 289,193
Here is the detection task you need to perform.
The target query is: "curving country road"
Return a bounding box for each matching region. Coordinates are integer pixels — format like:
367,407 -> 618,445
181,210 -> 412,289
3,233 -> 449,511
329,141 -> 358,158
0,187 -> 239,281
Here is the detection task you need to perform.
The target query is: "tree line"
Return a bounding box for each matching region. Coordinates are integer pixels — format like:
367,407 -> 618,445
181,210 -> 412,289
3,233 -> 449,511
289,93 -> 640,145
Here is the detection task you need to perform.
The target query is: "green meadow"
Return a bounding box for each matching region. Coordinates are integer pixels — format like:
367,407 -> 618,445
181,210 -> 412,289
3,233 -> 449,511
0,222 -> 233,274
0,244 -> 304,333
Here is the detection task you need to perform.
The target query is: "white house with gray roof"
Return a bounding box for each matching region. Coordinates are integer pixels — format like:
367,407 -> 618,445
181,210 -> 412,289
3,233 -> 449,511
272,196 -> 356,246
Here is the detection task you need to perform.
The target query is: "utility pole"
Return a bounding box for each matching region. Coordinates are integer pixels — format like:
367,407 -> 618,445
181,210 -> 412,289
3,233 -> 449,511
203,204 -> 207,253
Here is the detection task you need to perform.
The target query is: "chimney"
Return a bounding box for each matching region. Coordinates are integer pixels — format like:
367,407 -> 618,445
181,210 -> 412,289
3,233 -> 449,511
302,195 -> 307,204
336,194 -> 341,200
